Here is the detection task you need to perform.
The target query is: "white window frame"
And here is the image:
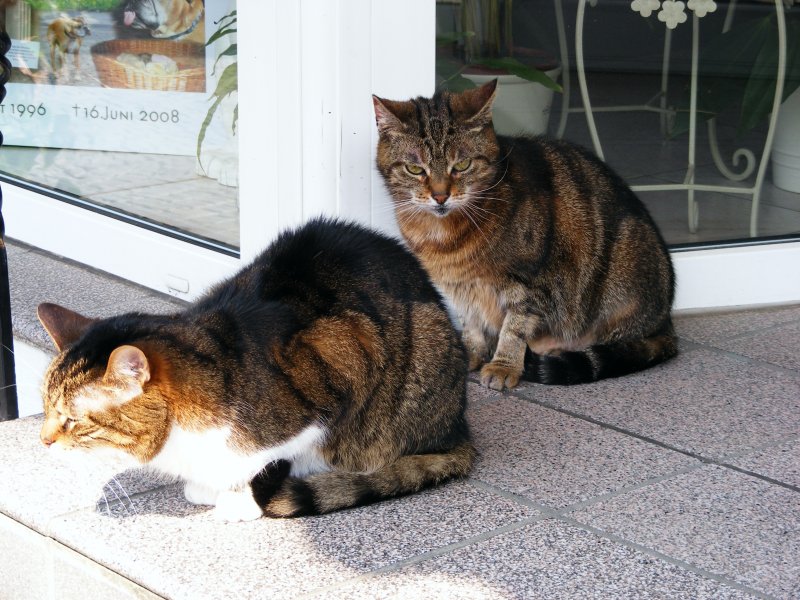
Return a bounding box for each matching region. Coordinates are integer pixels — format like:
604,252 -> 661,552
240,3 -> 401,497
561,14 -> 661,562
2,0 -> 798,310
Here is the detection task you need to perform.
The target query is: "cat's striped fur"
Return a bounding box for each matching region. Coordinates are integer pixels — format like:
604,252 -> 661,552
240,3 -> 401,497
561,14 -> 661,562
38,219 -> 474,519
374,80 -> 677,390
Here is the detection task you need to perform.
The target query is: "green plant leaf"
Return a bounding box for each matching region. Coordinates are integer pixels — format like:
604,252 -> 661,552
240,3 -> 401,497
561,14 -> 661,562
206,25 -> 237,47
473,57 -> 562,92
213,62 -> 238,100
196,62 -> 238,164
196,94 -> 224,167
670,14 -> 800,137
212,44 -> 237,76
436,31 -> 475,46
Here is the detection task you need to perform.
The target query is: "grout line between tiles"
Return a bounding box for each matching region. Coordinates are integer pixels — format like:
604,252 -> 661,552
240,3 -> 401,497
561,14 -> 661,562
558,515 -> 779,600
715,432 -> 800,463
710,463 -> 800,494
554,464 -> 705,515
297,515 -> 545,599
701,315 -> 800,345
503,387 -> 800,493
697,344 -> 800,378
50,535 -> 166,600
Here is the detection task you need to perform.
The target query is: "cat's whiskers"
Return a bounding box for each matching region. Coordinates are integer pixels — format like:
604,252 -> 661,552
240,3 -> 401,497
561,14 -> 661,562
471,155 -> 511,196
98,487 -> 113,517
467,192 -> 511,205
456,203 -> 489,241
393,201 -> 427,229
0,343 -> 47,378
109,475 -> 138,515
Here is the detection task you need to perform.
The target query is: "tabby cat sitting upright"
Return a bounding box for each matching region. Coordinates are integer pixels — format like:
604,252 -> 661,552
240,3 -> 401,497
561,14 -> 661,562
373,80 -> 676,391
37,219 -> 474,520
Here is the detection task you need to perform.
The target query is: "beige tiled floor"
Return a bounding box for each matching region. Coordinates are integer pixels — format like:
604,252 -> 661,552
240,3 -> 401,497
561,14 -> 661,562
1,242 -> 799,599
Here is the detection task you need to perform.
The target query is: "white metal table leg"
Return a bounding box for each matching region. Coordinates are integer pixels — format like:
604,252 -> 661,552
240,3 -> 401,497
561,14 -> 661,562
554,0 -> 570,139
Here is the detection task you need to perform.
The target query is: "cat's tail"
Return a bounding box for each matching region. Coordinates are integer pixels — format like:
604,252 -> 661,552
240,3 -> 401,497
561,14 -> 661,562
254,442 -> 476,518
522,324 -> 678,385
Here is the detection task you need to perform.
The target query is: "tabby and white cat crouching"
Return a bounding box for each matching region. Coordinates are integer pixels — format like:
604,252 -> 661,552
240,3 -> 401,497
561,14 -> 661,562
374,80 -> 677,391
37,219 -> 474,521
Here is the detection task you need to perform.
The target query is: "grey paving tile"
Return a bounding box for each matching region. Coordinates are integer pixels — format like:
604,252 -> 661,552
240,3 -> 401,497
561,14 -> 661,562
7,247 -> 185,348
52,536 -> 163,600
570,465 -> 800,599
465,380 -> 504,406
674,304 -> 800,345
323,519 -> 756,600
713,319 -> 800,372
0,513 -> 53,600
513,347 -> 800,460
0,416 -> 163,533
726,438 -> 800,489
48,481 -> 538,599
469,397 -> 696,509
4,240 -> 30,260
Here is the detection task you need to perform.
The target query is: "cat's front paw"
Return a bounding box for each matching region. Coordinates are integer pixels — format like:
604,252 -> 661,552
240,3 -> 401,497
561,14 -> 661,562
480,362 -> 521,391
184,481 -> 219,506
213,489 -> 263,522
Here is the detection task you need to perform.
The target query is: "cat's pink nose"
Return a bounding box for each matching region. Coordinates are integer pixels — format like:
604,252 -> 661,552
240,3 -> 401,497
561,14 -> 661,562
432,192 -> 450,205
41,433 -> 55,447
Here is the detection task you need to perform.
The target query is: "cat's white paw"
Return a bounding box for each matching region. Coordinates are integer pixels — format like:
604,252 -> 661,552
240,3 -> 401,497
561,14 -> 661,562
184,481 -> 219,506
213,489 -> 263,522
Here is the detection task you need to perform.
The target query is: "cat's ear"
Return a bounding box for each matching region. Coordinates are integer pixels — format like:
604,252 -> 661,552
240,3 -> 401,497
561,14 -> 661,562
71,346 -> 151,412
458,79 -> 497,131
106,345 -> 151,388
372,95 -> 412,135
37,303 -> 95,351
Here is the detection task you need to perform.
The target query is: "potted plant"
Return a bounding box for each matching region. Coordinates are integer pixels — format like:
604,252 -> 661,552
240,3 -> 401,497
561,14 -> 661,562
196,8 -> 238,187
436,0 -> 562,135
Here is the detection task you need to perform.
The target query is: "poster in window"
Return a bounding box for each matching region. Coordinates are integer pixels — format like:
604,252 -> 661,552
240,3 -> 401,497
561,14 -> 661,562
0,0 -> 235,157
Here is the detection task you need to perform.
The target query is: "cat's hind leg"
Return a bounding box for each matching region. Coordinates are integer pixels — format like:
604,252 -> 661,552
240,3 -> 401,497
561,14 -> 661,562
210,460 -> 292,522
214,488 -> 264,522
184,481 -> 219,506
255,442 -> 476,518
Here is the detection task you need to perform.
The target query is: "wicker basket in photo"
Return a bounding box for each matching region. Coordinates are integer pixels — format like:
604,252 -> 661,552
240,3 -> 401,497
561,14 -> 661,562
91,39 -> 206,92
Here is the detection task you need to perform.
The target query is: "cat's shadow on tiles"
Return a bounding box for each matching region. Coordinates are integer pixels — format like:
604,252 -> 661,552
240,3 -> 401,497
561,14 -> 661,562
94,473 -> 205,520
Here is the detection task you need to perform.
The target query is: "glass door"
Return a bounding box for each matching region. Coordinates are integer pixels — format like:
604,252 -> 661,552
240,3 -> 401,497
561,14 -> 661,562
1,0 -> 243,297
436,0 -> 800,309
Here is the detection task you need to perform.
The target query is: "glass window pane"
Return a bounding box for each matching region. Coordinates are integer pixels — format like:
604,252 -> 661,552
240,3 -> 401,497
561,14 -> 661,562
0,0 -> 239,253
436,0 -> 800,248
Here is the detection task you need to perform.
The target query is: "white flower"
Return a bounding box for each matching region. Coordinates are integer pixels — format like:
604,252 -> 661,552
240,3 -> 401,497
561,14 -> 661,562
687,0 -> 717,17
630,0 -> 661,17
658,0 -> 688,28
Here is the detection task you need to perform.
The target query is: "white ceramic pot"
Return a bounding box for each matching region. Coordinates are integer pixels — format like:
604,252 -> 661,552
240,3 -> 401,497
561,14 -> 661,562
771,87 -> 800,193
464,66 -> 561,136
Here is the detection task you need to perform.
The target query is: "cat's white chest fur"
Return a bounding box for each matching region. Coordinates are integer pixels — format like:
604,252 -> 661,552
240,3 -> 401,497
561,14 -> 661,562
149,423 -> 328,494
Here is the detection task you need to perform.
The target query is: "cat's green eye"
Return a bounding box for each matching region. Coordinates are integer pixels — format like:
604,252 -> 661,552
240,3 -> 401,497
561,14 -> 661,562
452,158 -> 472,172
405,164 -> 425,176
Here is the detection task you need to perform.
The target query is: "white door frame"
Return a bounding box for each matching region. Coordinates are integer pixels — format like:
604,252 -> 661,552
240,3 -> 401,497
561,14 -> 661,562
2,0 -> 797,310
